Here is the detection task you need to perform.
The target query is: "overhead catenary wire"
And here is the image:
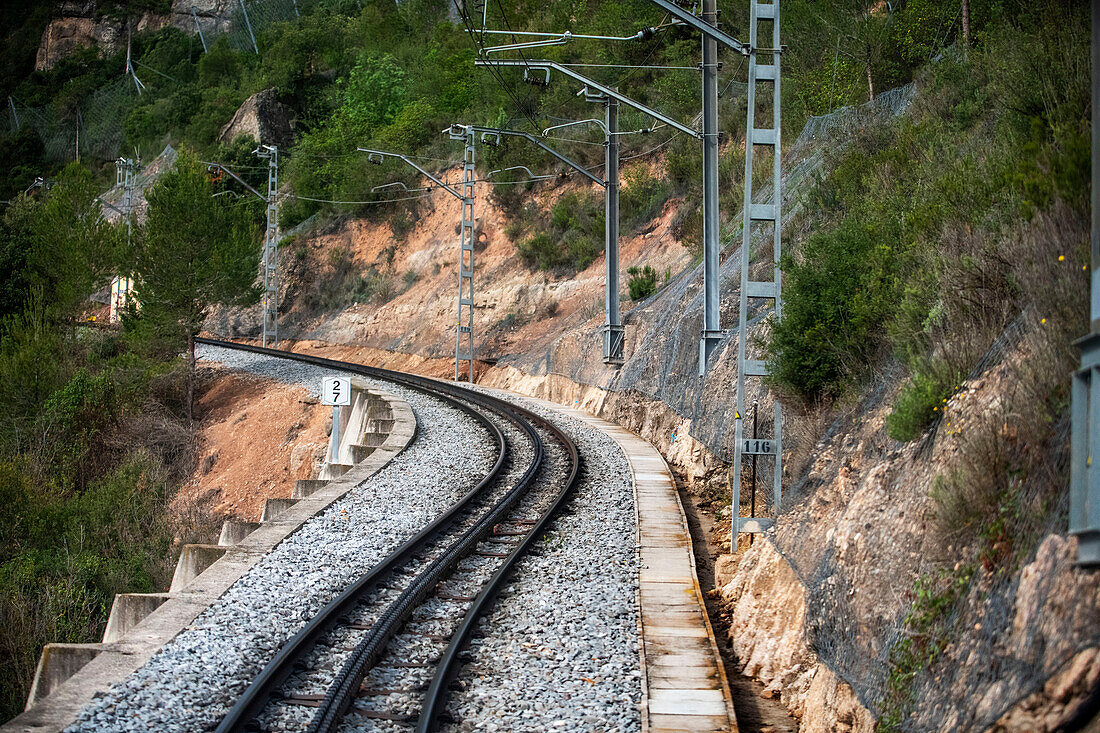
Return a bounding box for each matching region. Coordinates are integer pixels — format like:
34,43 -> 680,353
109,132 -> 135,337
286,192 -> 435,203
556,62 -> 699,70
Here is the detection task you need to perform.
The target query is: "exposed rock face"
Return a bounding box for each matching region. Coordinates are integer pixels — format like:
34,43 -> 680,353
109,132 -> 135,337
715,352 -> 1100,731
35,5 -> 169,71
169,0 -> 237,37
37,17 -> 119,70
988,646 -> 1100,732
218,88 -> 295,148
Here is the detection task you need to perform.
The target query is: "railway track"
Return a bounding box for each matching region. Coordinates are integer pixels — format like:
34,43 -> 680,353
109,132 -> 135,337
195,338 -> 581,733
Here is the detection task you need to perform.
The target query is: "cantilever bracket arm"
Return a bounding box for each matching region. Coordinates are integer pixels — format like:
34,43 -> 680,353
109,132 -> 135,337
643,0 -> 748,54
474,59 -> 702,140
450,123 -> 606,187
356,147 -> 464,200
202,162 -> 266,201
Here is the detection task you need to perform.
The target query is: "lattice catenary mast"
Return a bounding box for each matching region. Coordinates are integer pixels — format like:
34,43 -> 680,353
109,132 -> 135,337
110,157 -> 139,323
256,144 -> 279,348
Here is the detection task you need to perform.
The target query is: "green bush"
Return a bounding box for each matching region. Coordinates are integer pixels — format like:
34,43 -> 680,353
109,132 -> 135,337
767,2 -> 1089,407
620,167 -> 669,230
885,365 -> 961,442
513,190 -> 604,273
627,264 -> 659,301
767,218 -> 899,402
0,453 -> 180,718
517,231 -> 559,271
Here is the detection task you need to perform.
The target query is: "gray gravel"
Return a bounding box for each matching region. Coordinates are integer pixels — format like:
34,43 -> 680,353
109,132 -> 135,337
65,345 -> 497,732
259,408 -> 538,731
66,348 -> 644,732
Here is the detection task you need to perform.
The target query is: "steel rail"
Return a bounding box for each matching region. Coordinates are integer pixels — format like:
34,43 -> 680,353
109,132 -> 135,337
198,339 -> 580,732
306,397 -> 547,732
201,338 -> 511,733
416,391 -> 581,732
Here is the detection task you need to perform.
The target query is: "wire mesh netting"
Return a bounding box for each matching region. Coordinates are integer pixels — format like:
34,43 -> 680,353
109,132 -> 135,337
2,0 -> 303,163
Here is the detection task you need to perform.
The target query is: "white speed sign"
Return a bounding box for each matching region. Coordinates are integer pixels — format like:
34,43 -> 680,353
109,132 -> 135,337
321,377 -> 351,406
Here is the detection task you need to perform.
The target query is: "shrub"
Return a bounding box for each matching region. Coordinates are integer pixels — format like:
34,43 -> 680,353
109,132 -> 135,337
767,218 -> 899,402
627,264 -> 659,301
513,191 -> 604,273
620,167 -> 669,230
885,364 -> 961,442
564,230 -> 601,271
517,231 -> 558,271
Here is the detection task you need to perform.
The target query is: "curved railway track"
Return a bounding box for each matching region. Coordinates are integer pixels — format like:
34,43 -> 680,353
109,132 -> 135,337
196,338 -> 581,733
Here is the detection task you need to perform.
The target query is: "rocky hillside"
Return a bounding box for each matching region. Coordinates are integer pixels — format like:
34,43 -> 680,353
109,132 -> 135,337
0,0 -> 1094,728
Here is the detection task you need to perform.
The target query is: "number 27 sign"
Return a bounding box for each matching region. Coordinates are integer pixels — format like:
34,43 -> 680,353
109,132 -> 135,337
322,377 -> 351,406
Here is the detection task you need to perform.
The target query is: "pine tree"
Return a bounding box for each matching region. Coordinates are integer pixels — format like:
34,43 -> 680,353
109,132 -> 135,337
131,150 -> 260,419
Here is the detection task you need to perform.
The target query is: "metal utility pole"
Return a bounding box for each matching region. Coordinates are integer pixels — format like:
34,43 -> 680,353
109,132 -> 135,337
699,0 -> 722,374
604,97 -> 624,363
453,122 -> 611,356
357,144 -> 476,381
1070,0 -> 1100,566
477,59 -> 700,365
239,0 -> 259,54
203,153 -> 278,345
640,0 -> 748,375
256,145 -> 279,348
731,0 -> 783,546
192,9 -> 208,53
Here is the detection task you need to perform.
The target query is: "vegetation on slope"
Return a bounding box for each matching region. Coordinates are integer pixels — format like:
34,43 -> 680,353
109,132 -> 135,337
767,3 -> 1089,418
0,155 -> 260,718
760,5 -> 1089,727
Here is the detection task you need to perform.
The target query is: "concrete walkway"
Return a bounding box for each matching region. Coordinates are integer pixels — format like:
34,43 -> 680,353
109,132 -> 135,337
496,391 -> 738,733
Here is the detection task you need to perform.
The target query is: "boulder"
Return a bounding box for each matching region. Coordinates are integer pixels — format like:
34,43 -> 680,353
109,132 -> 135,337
218,88 -> 295,148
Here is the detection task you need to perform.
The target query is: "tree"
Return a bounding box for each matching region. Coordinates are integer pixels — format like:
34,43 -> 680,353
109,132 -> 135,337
131,151 -> 260,418
30,164 -> 122,324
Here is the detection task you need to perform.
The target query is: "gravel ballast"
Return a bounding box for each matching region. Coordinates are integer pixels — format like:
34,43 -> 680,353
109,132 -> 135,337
439,389 -> 641,733
65,345 -> 496,732
66,347 -> 643,732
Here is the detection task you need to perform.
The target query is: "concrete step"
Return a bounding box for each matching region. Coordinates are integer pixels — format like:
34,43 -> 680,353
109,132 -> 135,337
366,405 -> 393,420
293,479 -> 328,499
320,462 -> 353,480
260,497 -> 299,522
218,520 -> 260,546
25,643 -> 104,711
367,418 -> 395,432
169,544 -> 228,592
349,444 -> 376,463
358,431 -> 388,447
102,593 -> 171,643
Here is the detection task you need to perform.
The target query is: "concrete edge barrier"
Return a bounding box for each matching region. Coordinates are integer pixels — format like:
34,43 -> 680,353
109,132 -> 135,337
292,479 -> 328,499
349,444 -> 376,462
6,388 -> 415,733
101,594 -> 172,644
259,497 -> 299,523
23,645 -> 104,712
168,544 -> 228,593
218,520 -> 261,546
